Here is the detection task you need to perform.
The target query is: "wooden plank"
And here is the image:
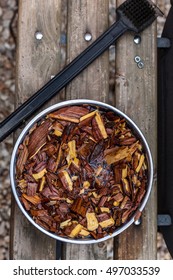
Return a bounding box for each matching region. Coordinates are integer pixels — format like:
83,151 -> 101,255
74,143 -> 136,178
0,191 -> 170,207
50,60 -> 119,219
114,0 -> 157,259
62,0 -> 111,260
65,0 -> 109,101
10,0 -> 62,260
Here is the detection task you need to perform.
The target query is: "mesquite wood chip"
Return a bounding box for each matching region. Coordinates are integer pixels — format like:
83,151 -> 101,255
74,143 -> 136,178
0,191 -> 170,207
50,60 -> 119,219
15,105 -> 148,240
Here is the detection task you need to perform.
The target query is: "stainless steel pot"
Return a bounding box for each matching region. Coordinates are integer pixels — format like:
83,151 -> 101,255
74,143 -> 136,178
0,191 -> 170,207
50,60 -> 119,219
10,99 -> 153,244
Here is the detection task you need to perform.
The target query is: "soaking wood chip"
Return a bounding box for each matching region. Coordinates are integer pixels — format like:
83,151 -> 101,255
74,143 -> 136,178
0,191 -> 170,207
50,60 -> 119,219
15,105 -> 148,239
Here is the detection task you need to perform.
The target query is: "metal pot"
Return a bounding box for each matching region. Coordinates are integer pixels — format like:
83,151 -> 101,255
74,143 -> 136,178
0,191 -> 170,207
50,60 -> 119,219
10,99 -> 153,244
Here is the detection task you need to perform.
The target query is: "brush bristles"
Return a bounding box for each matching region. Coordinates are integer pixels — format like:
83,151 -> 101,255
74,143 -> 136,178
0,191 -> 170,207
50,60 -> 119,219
117,0 -> 163,32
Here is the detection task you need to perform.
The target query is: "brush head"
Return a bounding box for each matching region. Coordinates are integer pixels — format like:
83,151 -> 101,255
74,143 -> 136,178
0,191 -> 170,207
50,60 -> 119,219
117,0 -> 163,33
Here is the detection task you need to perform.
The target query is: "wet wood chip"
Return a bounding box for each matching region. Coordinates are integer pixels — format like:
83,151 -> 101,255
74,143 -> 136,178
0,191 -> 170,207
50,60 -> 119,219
104,146 -> 130,165
28,119 -> 51,158
16,144 -> 28,176
48,106 -> 89,123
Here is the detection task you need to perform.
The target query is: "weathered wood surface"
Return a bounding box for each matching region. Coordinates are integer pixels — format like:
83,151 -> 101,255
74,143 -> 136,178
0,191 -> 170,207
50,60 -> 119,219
65,0 -> 109,101
114,0 -> 157,260
11,0 -> 157,260
11,0 -> 62,260
62,0 -> 111,260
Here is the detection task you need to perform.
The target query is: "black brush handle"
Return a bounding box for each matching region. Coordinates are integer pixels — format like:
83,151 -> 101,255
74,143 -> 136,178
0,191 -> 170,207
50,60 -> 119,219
0,20 -> 127,142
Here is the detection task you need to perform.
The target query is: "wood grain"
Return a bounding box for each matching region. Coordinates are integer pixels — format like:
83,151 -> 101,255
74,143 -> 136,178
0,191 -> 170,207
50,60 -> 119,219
65,0 -> 109,101
11,0 -> 62,260
114,0 -> 157,260
61,0 -> 111,260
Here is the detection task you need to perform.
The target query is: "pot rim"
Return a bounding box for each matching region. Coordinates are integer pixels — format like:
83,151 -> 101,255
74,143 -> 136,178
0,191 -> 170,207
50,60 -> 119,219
10,99 -> 153,244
